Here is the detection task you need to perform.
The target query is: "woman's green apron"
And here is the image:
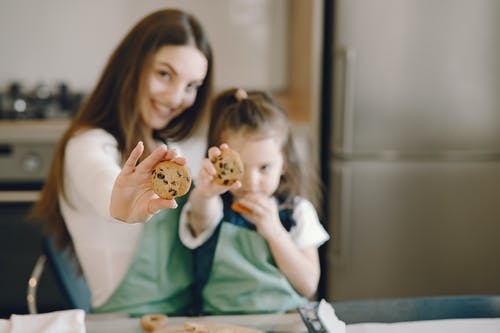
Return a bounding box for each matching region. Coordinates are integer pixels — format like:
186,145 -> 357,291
93,195 -> 193,316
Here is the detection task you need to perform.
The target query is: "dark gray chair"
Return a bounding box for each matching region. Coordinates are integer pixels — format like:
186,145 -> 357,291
27,237 -> 91,313
331,295 -> 500,324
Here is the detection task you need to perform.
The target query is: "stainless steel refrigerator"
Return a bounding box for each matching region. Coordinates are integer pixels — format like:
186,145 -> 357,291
322,0 -> 500,300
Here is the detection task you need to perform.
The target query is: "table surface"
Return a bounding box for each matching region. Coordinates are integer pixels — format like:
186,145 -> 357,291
86,313 -> 308,333
86,314 -> 500,333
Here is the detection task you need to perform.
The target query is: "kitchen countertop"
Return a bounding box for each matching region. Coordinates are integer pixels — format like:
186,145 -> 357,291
0,119 -> 69,142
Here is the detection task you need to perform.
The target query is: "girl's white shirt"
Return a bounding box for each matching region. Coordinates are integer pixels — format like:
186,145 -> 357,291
179,196 -> 330,249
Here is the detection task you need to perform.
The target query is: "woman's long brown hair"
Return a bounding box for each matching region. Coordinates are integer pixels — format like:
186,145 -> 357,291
29,9 -> 213,252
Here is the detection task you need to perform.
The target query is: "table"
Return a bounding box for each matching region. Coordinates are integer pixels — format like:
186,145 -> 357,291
85,313 -> 307,333
86,314 -> 500,333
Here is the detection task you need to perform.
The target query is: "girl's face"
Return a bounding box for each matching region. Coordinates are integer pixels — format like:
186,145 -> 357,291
139,45 -> 208,131
227,131 -> 285,200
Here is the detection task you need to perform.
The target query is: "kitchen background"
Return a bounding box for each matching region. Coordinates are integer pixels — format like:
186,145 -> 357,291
1,0 -> 500,319
0,0 -> 321,317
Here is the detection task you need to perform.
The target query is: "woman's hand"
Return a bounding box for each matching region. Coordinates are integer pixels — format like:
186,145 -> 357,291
109,141 -> 186,223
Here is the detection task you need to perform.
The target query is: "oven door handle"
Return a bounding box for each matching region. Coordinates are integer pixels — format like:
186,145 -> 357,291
0,190 -> 39,202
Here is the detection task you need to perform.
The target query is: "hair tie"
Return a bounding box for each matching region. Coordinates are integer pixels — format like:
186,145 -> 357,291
234,88 -> 248,101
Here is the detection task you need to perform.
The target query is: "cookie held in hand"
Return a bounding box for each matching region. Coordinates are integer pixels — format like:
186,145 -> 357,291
210,148 -> 244,186
231,202 -> 252,215
152,161 -> 192,199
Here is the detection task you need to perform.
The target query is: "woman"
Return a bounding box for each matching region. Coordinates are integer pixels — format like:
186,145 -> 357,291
30,8 -> 213,315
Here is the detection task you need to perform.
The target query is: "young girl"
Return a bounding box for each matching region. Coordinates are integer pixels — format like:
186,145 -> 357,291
30,9 -> 213,315
180,88 -> 330,314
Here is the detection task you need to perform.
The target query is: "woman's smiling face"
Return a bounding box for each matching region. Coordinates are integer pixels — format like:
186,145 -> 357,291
139,45 -> 208,131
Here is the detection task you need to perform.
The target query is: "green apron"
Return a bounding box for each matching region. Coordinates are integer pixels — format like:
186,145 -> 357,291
202,222 -> 306,314
93,195 -> 193,316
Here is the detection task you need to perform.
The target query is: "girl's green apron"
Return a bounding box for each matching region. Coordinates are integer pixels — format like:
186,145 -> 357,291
93,195 -> 193,316
201,222 -> 306,314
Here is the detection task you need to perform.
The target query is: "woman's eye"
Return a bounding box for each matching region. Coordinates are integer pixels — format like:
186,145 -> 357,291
186,82 -> 199,93
158,70 -> 171,80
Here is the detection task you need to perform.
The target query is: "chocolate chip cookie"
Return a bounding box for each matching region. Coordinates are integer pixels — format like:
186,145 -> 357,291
152,161 -> 192,199
210,148 -> 244,186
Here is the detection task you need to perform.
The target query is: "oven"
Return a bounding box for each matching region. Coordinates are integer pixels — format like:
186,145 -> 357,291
0,80 -> 83,317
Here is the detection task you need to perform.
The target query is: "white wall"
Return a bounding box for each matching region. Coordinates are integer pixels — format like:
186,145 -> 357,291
0,0 -> 289,92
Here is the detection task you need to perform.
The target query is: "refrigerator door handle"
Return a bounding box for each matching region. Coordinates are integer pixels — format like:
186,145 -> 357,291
330,163 -> 352,268
333,47 -> 356,155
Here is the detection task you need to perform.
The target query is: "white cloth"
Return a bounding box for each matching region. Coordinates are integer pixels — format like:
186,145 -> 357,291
61,129 -> 143,307
0,310 -> 85,333
318,299 -> 346,333
180,196 -> 330,249
347,318 -> 500,333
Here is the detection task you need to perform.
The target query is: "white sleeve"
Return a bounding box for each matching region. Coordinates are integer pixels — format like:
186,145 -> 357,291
62,129 -> 144,306
178,199 -> 224,249
289,198 -> 330,249
64,129 -> 123,221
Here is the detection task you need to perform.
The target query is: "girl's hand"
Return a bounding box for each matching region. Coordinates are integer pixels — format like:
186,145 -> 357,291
186,144 -> 241,236
236,194 -> 287,241
195,144 -> 241,199
110,142 -> 186,223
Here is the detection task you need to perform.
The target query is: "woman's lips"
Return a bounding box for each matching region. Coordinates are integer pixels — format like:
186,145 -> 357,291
151,100 -> 174,118
152,100 -> 171,117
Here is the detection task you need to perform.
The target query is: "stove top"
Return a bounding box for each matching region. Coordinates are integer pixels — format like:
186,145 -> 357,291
0,81 -> 84,120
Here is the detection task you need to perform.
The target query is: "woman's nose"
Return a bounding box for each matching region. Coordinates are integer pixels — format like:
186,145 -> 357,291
165,84 -> 184,109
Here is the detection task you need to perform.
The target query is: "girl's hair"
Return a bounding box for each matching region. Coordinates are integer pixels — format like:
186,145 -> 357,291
207,88 -> 319,206
30,9 -> 213,251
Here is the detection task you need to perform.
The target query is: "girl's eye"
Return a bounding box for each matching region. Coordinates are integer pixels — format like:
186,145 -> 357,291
260,164 -> 271,172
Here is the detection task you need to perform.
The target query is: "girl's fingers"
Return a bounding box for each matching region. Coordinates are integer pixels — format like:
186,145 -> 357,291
201,158 -> 216,175
122,141 -> 144,174
207,146 -> 222,159
230,180 -> 242,189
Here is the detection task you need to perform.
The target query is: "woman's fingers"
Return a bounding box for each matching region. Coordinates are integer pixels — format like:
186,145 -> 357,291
122,141 -> 144,174
149,198 -> 178,214
171,155 -> 187,166
136,144 -> 169,173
